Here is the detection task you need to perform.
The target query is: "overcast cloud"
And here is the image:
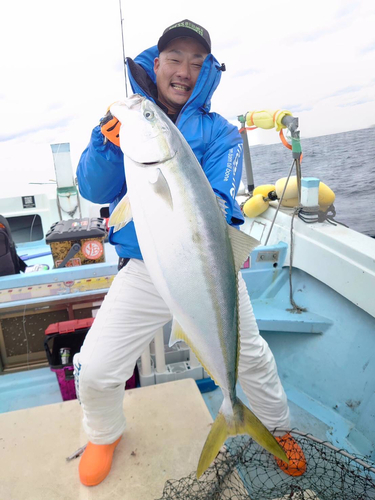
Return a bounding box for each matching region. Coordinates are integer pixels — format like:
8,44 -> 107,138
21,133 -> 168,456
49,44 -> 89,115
1,0 -> 374,186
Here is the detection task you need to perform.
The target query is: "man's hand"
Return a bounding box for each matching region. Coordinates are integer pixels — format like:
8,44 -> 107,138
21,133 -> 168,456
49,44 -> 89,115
100,108 -> 121,147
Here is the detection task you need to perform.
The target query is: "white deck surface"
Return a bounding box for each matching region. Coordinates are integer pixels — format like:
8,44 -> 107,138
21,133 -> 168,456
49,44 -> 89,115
0,379 -> 213,500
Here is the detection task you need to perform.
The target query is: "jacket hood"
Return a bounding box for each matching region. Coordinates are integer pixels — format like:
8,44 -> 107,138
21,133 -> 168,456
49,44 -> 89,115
127,45 -> 224,119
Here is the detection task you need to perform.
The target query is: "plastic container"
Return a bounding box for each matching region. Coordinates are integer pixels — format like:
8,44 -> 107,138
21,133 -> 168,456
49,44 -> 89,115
44,317 -> 137,401
45,218 -> 107,268
44,318 -> 94,401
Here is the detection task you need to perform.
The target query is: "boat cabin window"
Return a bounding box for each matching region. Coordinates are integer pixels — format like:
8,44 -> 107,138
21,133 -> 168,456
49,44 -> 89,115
7,215 -> 44,243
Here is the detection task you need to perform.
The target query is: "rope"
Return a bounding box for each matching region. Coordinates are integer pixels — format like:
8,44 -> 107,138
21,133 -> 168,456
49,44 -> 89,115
288,208 -> 307,313
297,205 -> 349,227
279,129 -> 292,150
239,126 -> 257,134
264,158 -> 296,246
57,196 -> 78,219
317,205 -> 349,227
279,129 -> 304,162
287,205 -> 347,313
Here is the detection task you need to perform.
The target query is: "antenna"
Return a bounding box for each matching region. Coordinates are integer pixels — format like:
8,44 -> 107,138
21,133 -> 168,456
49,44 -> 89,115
119,0 -> 129,98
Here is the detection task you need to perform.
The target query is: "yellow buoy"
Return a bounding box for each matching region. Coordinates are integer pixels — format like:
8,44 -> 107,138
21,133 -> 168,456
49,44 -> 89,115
243,194 -> 270,218
275,176 -> 299,200
275,176 -> 335,209
317,182 -> 336,207
280,197 -> 299,208
253,184 -> 276,198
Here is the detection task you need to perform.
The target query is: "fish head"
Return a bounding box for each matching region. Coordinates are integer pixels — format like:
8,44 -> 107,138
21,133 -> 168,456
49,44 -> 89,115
111,95 -> 177,166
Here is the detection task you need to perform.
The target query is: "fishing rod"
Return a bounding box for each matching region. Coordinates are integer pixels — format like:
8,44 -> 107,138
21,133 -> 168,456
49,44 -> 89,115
119,0 -> 129,98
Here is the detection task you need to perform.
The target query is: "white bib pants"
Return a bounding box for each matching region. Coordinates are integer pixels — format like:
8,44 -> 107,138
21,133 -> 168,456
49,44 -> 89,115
73,258 -> 290,444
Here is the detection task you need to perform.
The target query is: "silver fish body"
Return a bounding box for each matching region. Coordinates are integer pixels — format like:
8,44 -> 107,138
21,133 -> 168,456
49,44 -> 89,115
109,95 -> 288,476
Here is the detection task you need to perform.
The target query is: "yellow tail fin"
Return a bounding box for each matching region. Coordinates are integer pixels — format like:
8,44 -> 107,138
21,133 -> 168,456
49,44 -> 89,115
196,397 -> 289,478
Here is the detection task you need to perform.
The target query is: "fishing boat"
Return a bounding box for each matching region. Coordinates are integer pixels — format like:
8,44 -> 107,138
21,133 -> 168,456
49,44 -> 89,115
0,113 -> 374,500
0,143 -> 119,373
235,111 -> 375,461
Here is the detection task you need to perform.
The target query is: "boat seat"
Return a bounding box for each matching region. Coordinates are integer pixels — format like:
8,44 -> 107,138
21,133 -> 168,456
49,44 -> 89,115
252,298 -> 332,334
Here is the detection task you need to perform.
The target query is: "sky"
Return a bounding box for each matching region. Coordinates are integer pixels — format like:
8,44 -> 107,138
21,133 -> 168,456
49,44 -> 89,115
1,0 -> 375,187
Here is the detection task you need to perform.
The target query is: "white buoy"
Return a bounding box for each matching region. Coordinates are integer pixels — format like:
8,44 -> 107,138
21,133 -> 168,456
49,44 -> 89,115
301,177 -> 320,208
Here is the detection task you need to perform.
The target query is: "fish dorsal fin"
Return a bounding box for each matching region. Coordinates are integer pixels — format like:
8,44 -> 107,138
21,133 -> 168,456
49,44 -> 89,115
108,194 -> 133,233
228,225 -> 259,273
168,318 -> 188,347
228,227 -> 259,380
216,196 -> 228,218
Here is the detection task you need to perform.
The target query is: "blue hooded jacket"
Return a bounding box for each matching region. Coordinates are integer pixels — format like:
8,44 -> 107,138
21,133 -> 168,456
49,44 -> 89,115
77,46 -> 245,259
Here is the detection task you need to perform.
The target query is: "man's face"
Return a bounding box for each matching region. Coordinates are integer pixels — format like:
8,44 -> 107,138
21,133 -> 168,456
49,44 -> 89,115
154,37 -> 208,115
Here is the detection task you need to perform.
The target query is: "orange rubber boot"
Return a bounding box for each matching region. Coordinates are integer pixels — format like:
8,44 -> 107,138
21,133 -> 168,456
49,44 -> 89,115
274,433 -> 306,476
79,436 -> 122,486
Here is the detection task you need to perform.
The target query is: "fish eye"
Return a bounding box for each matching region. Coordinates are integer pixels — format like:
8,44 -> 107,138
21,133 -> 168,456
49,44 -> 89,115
144,110 -> 154,121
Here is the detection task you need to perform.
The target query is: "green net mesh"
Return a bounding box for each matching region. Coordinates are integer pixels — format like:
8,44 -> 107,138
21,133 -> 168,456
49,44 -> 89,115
156,430 -> 375,500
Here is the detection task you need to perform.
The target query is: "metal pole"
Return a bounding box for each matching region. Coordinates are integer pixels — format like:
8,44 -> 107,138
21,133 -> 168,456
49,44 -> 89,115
296,157 -> 302,204
238,115 -> 254,195
281,115 -> 302,204
292,132 -> 302,204
119,0 -> 128,98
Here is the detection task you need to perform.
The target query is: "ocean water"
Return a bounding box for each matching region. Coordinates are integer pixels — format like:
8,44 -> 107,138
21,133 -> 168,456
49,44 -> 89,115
243,127 -> 375,237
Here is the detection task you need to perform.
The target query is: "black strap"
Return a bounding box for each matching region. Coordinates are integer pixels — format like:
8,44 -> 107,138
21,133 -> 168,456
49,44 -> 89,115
118,257 -> 130,271
17,255 -> 27,273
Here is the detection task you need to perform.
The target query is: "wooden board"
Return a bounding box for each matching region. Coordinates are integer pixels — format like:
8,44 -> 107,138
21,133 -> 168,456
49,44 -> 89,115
0,379 -> 213,500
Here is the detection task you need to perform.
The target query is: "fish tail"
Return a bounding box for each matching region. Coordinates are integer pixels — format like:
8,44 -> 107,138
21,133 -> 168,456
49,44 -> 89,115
196,397 -> 289,478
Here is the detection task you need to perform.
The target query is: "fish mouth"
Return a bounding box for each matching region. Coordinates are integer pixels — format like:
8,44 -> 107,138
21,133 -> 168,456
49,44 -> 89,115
139,151 -> 176,167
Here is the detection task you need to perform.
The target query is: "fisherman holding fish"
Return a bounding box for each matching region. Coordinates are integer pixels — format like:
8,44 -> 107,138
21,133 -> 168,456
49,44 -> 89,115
74,19 -> 306,486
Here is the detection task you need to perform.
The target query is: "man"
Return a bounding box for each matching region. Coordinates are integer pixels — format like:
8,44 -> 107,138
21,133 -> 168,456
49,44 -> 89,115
74,19 -> 306,487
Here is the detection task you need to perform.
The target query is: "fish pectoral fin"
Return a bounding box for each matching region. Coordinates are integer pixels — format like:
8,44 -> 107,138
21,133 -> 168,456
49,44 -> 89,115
227,225 -> 260,273
196,397 -> 289,479
108,195 -> 133,233
149,168 -> 173,209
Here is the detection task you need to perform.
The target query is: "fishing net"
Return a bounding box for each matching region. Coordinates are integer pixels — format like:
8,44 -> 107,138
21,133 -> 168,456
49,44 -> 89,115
156,430 -> 375,500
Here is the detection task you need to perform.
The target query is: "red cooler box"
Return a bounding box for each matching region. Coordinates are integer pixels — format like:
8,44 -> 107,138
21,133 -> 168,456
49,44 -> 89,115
44,318 -> 94,401
44,318 -> 137,401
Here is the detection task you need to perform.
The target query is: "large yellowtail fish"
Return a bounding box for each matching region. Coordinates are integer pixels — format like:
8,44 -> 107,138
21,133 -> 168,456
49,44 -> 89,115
109,95 -> 288,477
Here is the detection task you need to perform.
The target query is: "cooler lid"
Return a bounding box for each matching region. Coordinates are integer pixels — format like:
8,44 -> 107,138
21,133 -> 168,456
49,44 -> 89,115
45,317 -> 95,335
45,218 -> 107,243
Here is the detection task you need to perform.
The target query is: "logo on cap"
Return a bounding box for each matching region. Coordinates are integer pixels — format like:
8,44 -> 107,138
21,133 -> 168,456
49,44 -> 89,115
167,21 -> 204,37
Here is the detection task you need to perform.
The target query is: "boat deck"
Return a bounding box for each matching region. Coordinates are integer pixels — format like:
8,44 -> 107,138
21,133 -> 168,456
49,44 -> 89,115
0,365 -> 326,439
0,363 -> 365,500
0,378 -> 214,500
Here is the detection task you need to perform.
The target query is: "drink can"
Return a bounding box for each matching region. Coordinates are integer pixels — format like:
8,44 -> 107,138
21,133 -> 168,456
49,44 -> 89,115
60,348 -> 71,365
